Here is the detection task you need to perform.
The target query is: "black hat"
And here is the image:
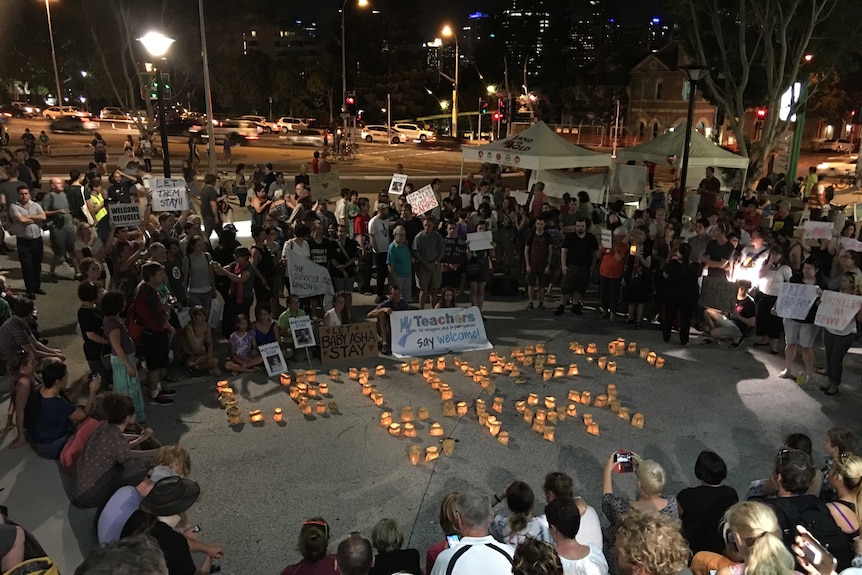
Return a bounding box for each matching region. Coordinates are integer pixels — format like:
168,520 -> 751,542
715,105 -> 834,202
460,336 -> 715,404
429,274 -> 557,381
140,476 -> 200,516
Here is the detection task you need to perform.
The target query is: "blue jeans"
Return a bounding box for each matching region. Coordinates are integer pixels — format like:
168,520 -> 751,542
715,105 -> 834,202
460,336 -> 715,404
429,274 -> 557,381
31,432 -> 70,460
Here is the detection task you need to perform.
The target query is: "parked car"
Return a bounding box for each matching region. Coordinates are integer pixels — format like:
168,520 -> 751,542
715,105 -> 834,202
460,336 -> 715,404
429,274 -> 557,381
11,101 -> 40,116
817,155 -> 858,176
99,107 -> 131,121
819,139 -> 854,153
240,115 -> 279,133
43,106 -> 90,120
361,125 -> 404,144
0,104 -> 30,119
50,116 -> 98,134
152,119 -> 202,136
280,128 -> 326,147
276,117 -> 307,133
393,123 -> 434,141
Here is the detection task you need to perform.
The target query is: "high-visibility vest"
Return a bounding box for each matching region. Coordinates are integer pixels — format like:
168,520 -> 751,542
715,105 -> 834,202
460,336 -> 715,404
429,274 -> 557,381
90,191 -> 107,222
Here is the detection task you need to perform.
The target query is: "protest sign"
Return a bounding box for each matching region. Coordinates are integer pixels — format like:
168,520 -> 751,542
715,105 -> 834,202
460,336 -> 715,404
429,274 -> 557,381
803,221 -> 835,240
407,185 -> 439,216
840,236 -> 862,252
387,173 -> 408,196
390,306 -> 493,358
814,290 -> 862,331
151,178 -> 190,212
602,229 -> 613,249
109,203 -> 142,227
286,252 -> 335,298
775,283 -> 820,320
320,323 -> 379,361
309,172 -> 341,197
289,316 -> 316,349
466,231 -> 493,252
259,342 -> 287,377
698,276 -> 738,313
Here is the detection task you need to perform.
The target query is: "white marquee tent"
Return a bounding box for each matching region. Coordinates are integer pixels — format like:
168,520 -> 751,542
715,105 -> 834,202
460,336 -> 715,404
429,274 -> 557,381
615,125 -> 749,170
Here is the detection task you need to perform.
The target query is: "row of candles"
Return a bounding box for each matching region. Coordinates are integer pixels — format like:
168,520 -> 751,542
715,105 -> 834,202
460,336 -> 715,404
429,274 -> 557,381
568,339 -> 666,370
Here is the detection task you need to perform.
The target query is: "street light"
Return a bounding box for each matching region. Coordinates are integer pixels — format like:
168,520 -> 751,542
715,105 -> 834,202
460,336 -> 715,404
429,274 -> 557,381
677,64 -> 709,219
342,0 -> 369,135
442,24 -> 459,137
139,31 -> 175,178
42,0 -> 64,114
486,85 -> 497,94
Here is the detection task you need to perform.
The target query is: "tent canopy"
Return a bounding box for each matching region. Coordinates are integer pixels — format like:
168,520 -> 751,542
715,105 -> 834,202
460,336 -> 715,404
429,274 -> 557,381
616,125 -> 750,170
462,121 -> 613,170
525,170 -> 608,204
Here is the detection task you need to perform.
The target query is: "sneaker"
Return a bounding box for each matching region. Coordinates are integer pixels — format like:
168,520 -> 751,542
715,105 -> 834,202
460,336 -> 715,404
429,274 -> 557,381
526,302 -> 535,310
553,305 -> 564,315
778,369 -> 795,380
731,336 -> 746,349
159,388 -> 177,396
148,395 -> 174,406
572,304 -> 583,315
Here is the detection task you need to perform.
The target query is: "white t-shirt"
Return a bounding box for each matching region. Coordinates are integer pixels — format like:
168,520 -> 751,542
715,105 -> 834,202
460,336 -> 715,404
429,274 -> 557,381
430,535 -> 514,575
369,215 -> 391,253
324,308 -> 341,327
536,504 -> 603,548
490,514 -> 549,546
560,544 -> 610,575
759,264 -> 792,296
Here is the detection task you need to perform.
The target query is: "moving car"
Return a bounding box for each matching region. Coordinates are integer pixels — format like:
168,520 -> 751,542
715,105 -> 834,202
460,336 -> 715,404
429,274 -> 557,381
393,123 -> 434,141
0,104 -> 30,118
212,120 -> 259,143
43,106 -> 90,120
240,115 -> 280,133
361,125 -> 403,144
818,139 -> 854,153
50,116 -> 98,134
817,155 -> 858,176
11,101 -> 40,116
280,128 -> 326,147
417,135 -> 463,151
276,116 -> 307,133
100,107 -> 131,121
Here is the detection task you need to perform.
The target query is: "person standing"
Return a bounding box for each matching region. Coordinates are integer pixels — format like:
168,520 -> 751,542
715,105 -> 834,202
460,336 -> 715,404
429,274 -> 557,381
697,167 -> 721,211
662,243 -> 701,345
9,185 -> 46,299
198,174 -> 220,241
369,202 -> 392,303
132,262 -> 176,406
387,226 -> 413,303
557,217 -> 598,316
91,132 -> 108,176
524,218 -> 552,310
413,217 -> 444,309
328,224 -> 359,309
43,177 -> 75,283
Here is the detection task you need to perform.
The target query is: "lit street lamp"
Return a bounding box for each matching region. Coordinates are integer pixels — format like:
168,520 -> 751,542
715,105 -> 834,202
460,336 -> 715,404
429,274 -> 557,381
486,85 -> 496,94
677,64 -> 709,219
442,24 -> 459,137
42,0 -> 64,114
139,31 -> 175,178
342,0 -> 369,134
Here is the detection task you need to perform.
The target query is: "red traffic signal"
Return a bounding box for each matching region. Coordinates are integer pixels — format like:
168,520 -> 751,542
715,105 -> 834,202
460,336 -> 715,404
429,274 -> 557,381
755,107 -> 767,120
493,113 -> 501,120
346,96 -> 355,105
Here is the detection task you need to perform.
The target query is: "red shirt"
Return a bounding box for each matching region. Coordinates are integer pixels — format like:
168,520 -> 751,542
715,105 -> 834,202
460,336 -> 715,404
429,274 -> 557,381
280,555 -> 336,575
354,212 -> 370,237
599,243 -> 627,278
134,282 -> 167,332
311,158 -> 320,174
426,540 -> 447,575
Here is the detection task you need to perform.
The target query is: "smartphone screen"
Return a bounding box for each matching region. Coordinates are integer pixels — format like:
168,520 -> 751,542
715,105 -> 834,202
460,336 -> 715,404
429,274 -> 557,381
613,452 -> 634,473
446,534 -> 460,548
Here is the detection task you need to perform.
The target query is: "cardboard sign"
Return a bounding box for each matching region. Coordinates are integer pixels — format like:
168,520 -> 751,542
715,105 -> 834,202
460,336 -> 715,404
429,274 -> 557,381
289,316 -> 316,349
698,276 -> 738,313
602,229 -> 613,249
814,290 -> 862,331
840,236 -> 862,252
109,203 -> 142,227
286,252 -> 335,298
320,323 -> 379,362
387,173 -> 408,196
309,172 -> 341,197
803,221 -> 835,240
259,342 -> 287,377
466,231 -> 493,252
407,185 -> 438,216
390,306 -> 493,358
152,178 -> 190,212
776,282 -> 820,320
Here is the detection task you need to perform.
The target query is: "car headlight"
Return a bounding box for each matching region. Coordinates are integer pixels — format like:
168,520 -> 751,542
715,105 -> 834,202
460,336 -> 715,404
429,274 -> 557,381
817,163 -> 829,170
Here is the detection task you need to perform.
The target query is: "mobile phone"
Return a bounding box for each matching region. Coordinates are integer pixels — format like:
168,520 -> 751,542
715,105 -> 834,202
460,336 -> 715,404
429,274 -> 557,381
88,372 -> 99,381
446,534 -> 460,548
613,451 -> 634,473
192,524 -> 202,533
797,530 -> 835,575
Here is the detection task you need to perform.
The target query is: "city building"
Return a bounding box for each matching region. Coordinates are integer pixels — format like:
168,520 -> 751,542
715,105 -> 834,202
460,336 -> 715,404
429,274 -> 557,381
236,18 -> 322,75
499,0 -> 551,76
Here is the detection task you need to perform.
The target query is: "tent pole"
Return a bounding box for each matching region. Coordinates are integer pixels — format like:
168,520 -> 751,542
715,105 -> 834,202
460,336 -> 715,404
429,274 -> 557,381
458,159 -> 464,196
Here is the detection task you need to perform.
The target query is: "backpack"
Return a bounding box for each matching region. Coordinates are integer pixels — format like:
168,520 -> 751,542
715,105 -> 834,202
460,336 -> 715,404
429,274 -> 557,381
825,185 -> 835,203
769,495 -> 854,570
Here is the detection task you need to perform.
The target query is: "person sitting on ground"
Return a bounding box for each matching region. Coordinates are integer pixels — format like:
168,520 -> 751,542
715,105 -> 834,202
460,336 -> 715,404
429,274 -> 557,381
430,489 -> 515,575
225,314 -> 263,374
367,285 -> 409,356
823,453 -> 862,540
490,481 -> 549,545
336,534 -> 374,575
535,472 -> 603,547
369,518 -> 421,575
72,393 -> 153,509
121,475 -> 222,575
98,465 -> 178,545
0,296 -> 65,366
5,350 -> 40,450
613,510 -> 690,575
821,426 -> 857,501
277,295 -> 306,360
677,451 -> 739,555
435,286 -> 458,309
512,537 -> 564,575
152,444 -> 192,478
703,280 -> 756,347
715,502 -> 795,575
425,492 -> 460,574
252,304 -> 280,347
324,293 -> 351,327
280,518 -> 337,575
182,305 -> 220,377
29,362 -> 100,459
545,498 -> 609,575
74,534 -> 168,575
602,454 -> 678,568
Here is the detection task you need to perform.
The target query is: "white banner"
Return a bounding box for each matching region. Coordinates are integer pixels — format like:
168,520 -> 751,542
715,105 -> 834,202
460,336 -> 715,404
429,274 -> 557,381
466,231 -> 493,252
286,252 -> 335,298
390,306 -> 493,358
840,236 -> 862,252
601,229 -> 613,249
387,173 -> 408,196
152,178 -> 190,212
775,283 -> 820,320
814,290 -> 862,331
289,316 -> 316,349
309,172 -> 341,197
109,203 -> 142,227
407,185 -> 438,216
803,221 -> 835,240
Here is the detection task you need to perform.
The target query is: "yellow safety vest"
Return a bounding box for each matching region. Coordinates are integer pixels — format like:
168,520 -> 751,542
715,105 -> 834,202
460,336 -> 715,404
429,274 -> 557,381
90,192 -> 107,222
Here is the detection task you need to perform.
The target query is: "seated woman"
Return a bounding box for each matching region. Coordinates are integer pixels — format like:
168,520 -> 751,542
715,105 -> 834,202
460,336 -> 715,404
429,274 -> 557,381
182,305 -> 220,377
369,518 -> 421,575
425,492 -> 459,574
602,454 -> 677,569
5,350 -> 39,450
252,305 -> 280,347
714,502 -> 794,575
824,453 -> 862,543
512,537 -> 564,575
323,294 -> 350,327
535,472 -> 603,548
614,510 -> 690,575
225,314 -> 263,374
434,286 -> 458,309
30,362 -> 100,459
279,518 -> 336,575
152,444 -> 192,478
677,451 -> 739,555
545,498 -> 608,575
490,481 -> 548,545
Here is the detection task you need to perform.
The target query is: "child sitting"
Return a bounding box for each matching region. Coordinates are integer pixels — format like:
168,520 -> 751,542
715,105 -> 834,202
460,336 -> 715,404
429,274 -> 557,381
225,314 -> 263,374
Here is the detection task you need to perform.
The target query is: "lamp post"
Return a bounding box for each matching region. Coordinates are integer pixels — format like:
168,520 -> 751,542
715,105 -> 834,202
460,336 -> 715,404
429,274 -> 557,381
43,0 -> 64,114
139,31 -> 175,178
342,0 -> 369,136
677,64 -> 709,219
442,25 -> 459,137
198,0 -> 218,175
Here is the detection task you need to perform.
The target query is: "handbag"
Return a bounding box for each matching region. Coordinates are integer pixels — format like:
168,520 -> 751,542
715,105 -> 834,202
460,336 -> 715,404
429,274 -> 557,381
208,296 -> 225,329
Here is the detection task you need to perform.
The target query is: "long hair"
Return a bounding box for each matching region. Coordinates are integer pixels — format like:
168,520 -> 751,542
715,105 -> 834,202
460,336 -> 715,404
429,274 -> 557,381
506,481 -> 535,534
833,454 -> 862,525
722,502 -> 793,575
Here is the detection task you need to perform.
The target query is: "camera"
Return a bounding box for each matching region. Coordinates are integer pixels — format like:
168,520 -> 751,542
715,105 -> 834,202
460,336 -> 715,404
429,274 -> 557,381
613,451 -> 634,473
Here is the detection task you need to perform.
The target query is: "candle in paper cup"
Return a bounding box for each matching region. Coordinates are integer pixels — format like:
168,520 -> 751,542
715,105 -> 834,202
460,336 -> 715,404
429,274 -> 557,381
425,446 -> 439,461
318,382 -> 329,395
430,377 -> 440,390
476,399 -> 486,414
403,422 -> 416,437
417,406 -> 430,420
523,408 -> 533,423
536,344 -> 546,354
568,390 -> 580,403
409,445 -> 421,465
525,345 -> 535,355
566,404 -> 578,417
574,345 -> 585,355
329,369 -> 340,380
388,422 -> 401,436
497,431 -> 509,445
250,410 -> 264,423
348,367 -> 359,380
301,403 -> 312,416
373,393 -> 385,407
547,353 -> 556,365
442,400 -> 456,417
607,361 -> 617,374
380,412 -> 392,427
631,413 -> 645,428
373,365 -> 384,377
361,382 -> 372,395
594,395 -> 608,408
410,359 -> 420,373
478,412 -> 489,426
553,366 -> 565,378
358,374 -> 369,385
610,399 -> 621,413
607,383 -> 617,395
581,391 -> 591,405
316,402 -> 326,415
442,438 -> 455,456
535,409 -> 546,422
542,370 -> 553,382
583,413 -> 593,426
547,411 -> 558,424
487,416 -> 501,436
436,356 -> 446,371
400,406 -> 414,422
440,385 -> 453,401
510,367 -> 521,378
492,364 -> 504,375
429,422 -> 444,436
655,357 -> 666,369
515,400 -> 526,413
531,419 -> 545,433
543,427 -> 555,442
273,408 -> 283,422
527,393 -> 539,406
489,351 -> 498,363
647,352 -> 657,365
587,422 -> 600,436
228,411 -> 242,426
306,370 -> 317,383
279,374 -> 291,386
456,401 -> 468,416
295,369 -> 306,383
627,342 -> 637,353
400,363 -> 410,374
639,348 -> 649,360
586,343 -> 597,354
618,407 -> 630,421
492,397 -> 504,413
555,407 -> 567,421
597,356 -> 607,370
360,367 -> 370,379
544,396 -> 556,410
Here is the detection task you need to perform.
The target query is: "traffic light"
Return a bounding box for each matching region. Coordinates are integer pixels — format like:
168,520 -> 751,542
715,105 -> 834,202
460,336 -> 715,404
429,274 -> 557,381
480,99 -> 488,114
345,92 -> 357,116
493,113 -> 501,121
755,107 -> 767,120
498,99 -> 509,122
852,105 -> 862,125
